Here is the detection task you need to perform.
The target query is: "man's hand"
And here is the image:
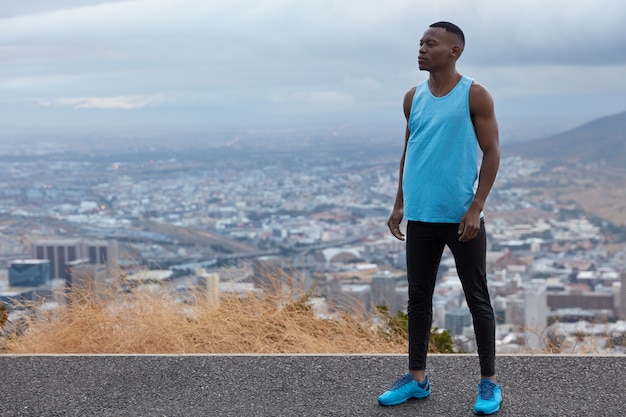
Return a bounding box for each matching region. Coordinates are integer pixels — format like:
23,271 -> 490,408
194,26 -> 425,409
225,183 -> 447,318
458,207 -> 481,242
388,208 -> 405,241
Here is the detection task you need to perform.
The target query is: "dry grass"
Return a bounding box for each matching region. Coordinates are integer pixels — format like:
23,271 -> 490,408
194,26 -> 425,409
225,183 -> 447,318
1,271 -> 408,355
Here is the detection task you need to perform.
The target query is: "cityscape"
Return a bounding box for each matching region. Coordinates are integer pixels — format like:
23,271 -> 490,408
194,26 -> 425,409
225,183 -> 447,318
1,130 -> 626,355
2,3 -> 625,415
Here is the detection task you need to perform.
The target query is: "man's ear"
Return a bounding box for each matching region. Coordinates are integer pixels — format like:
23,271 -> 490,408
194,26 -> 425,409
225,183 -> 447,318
450,44 -> 462,58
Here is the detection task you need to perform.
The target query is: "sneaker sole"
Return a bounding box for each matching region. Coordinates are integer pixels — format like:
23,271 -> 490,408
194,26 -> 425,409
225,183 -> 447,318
378,392 -> 430,406
474,404 -> 500,415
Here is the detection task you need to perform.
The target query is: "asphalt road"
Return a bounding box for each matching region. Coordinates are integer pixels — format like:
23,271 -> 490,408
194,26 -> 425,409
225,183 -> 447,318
1,354 -> 624,416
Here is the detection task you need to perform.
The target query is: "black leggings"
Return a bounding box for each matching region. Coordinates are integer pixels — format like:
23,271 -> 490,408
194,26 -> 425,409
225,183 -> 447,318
406,220 -> 495,377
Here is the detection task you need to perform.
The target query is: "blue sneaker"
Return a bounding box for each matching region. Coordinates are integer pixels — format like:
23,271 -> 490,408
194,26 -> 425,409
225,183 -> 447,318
473,379 -> 502,415
378,373 -> 430,406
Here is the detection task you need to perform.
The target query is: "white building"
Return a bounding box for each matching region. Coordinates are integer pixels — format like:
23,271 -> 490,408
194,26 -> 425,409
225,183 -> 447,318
524,281 -> 549,351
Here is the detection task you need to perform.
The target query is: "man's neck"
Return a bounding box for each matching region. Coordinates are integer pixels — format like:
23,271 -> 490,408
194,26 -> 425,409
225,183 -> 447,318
427,70 -> 462,97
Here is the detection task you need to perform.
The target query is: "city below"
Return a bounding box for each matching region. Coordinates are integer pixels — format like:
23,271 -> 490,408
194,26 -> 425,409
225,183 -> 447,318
1,129 -> 625,354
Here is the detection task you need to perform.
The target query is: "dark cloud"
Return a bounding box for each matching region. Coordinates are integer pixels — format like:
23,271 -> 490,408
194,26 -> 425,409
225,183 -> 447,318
0,0 -> 624,136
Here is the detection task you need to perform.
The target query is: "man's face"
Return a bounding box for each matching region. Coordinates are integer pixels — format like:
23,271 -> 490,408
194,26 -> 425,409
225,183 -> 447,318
417,27 -> 458,71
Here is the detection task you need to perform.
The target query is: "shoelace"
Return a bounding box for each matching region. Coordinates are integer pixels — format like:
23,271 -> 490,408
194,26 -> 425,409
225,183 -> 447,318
389,373 -> 412,390
478,380 -> 495,400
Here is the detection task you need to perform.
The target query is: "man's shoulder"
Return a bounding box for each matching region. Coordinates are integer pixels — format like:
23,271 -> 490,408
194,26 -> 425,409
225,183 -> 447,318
403,87 -> 417,117
403,86 -> 418,104
404,81 -> 427,101
468,79 -> 491,95
468,81 -> 494,106
405,85 -> 418,97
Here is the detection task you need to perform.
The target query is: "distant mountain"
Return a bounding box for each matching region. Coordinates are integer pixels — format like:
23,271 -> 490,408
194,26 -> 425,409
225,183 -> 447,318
503,111 -> 626,167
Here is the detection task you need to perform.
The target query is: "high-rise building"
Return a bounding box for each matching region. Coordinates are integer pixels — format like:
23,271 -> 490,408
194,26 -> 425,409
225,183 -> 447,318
30,239 -> 118,282
445,307 -> 472,335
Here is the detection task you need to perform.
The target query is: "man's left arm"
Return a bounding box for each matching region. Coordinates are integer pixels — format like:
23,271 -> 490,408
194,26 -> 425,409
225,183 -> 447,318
458,81 -> 500,242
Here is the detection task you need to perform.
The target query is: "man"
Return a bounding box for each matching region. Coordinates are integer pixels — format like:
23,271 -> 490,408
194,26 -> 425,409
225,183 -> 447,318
377,22 -> 502,415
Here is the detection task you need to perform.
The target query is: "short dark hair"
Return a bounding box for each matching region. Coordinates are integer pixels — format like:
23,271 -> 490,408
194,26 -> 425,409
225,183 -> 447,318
429,21 -> 465,46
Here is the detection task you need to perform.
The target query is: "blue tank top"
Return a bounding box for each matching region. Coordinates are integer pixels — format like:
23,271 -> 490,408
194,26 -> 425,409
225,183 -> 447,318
402,75 -> 479,223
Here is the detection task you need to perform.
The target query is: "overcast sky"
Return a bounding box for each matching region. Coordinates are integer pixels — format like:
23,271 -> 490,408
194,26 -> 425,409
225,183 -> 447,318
1,0 -> 625,141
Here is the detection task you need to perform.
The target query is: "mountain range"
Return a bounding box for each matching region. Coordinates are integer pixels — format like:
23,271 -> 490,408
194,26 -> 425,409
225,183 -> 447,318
503,110 -> 626,167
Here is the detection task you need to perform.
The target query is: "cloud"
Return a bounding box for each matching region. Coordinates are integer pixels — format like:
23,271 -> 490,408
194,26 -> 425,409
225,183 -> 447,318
3,0 -> 625,67
1,0 -> 625,134
466,63 -> 626,99
0,0 -> 129,18
33,94 -> 164,110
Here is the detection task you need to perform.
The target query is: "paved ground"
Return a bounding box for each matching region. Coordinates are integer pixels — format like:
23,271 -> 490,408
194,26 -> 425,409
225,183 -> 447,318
1,354 -> 624,416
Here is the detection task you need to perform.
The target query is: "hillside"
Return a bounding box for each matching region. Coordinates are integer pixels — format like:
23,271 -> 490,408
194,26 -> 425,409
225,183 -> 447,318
501,110 -> 626,226
503,111 -> 626,167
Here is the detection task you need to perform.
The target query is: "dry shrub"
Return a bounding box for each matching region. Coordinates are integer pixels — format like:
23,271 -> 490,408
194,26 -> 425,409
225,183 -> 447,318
2,269 -> 407,354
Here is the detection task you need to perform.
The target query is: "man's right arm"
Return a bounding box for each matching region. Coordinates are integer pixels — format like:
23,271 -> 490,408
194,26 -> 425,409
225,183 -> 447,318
387,87 -> 415,241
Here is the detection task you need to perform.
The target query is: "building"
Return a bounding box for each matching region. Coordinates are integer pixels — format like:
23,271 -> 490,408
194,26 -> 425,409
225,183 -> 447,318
371,270 -> 399,313
493,296 -> 507,325
2,259 -> 65,308
524,282 -> 549,350
127,270 -> 174,285
547,291 -> 614,312
30,239 -> 118,282
619,271 -> 626,320
505,297 -> 525,327
66,259 -> 109,291
445,307 -> 472,336
0,287 -> 36,307
9,259 -> 51,287
197,269 -> 220,306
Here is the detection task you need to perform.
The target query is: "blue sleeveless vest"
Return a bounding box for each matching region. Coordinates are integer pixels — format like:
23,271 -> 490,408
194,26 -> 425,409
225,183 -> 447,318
402,75 -> 479,223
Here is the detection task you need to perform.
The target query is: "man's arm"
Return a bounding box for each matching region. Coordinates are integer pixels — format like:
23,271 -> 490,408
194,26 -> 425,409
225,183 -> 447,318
387,87 -> 416,241
458,81 -> 500,242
